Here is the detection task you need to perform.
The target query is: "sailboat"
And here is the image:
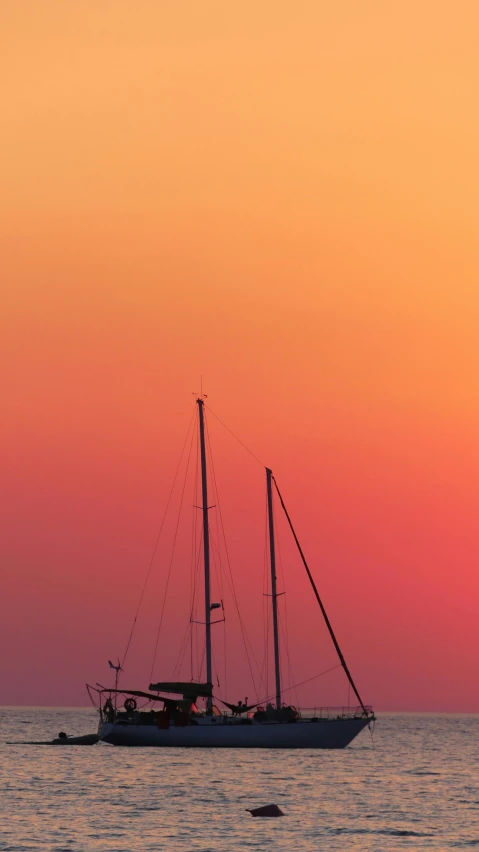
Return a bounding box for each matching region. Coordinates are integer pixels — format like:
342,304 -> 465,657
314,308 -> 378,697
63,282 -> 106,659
88,397 -> 374,748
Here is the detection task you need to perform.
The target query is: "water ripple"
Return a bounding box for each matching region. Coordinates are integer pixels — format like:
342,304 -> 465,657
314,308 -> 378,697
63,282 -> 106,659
1,709 -> 479,851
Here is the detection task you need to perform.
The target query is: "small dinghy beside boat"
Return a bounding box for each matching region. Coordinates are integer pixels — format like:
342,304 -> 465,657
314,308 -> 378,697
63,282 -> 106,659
51,733 -> 100,745
7,733 -> 100,746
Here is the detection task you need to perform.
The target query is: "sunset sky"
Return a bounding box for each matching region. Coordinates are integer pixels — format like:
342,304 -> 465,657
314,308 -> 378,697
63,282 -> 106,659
2,1 -> 479,711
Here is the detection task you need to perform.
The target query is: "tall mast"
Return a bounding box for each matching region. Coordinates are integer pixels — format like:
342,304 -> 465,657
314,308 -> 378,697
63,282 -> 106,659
266,467 -> 282,710
197,398 -> 213,713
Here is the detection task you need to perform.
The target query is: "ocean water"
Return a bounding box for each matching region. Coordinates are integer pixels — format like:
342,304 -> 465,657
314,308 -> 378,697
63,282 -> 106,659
1,709 -> 478,851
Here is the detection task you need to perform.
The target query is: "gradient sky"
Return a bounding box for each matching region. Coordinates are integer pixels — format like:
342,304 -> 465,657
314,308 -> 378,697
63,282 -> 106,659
2,1 -> 479,710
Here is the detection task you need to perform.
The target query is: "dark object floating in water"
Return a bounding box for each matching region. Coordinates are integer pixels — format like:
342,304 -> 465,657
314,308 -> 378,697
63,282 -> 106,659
7,733 -> 100,746
52,733 -> 100,745
246,804 -> 285,817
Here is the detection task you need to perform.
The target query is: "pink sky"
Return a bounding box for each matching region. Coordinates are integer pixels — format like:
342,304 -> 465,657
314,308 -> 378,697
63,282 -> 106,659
2,1 -> 479,710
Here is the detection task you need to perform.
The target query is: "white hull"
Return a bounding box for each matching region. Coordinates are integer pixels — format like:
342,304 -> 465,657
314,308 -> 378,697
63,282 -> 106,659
99,717 -> 370,748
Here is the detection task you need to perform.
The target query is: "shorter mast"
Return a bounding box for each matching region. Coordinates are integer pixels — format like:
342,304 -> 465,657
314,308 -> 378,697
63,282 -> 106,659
272,475 -> 369,716
266,468 -> 282,711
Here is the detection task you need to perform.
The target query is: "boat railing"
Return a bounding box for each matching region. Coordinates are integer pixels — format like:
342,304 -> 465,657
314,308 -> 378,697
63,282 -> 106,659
299,705 -> 374,720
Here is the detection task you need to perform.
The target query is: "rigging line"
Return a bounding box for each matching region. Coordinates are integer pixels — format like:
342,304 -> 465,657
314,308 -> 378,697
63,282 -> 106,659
272,476 -> 369,716
223,607 -> 227,699
278,610 -> 299,710
190,522 -> 204,680
149,417 -> 196,682
273,506 -> 288,694
204,413 -> 261,701
261,595 -> 272,701
207,537 -> 229,695
191,527 -> 204,678
121,406 -> 197,670
207,501 -> 262,699
274,514 -> 298,709
209,534 -> 223,613
257,664 -> 342,708
211,643 -> 221,689
205,404 -> 265,468
205,421 -> 226,605
204,425 -> 229,697
198,642 -> 206,683
175,624 -> 193,678
192,529 -> 204,681
173,619 -> 193,676
190,618 -> 193,682
260,502 -> 271,698
191,527 -> 203,622
258,494 -> 272,699
86,685 -> 98,708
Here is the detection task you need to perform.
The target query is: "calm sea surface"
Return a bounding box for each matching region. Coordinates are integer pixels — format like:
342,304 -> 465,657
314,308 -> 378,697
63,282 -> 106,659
1,709 -> 478,851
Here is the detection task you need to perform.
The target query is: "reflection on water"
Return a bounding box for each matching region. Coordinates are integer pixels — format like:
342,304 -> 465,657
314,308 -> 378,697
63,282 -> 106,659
1,709 -> 479,850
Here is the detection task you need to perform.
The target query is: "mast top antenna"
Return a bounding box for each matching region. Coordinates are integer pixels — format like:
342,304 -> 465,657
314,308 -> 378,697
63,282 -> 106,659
192,375 -> 207,400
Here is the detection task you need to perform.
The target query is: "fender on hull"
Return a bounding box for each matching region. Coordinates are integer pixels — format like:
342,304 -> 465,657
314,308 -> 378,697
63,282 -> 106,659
99,718 -> 370,749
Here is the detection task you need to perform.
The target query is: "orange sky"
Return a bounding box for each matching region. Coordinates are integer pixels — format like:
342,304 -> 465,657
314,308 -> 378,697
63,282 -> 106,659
2,1 -> 479,710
